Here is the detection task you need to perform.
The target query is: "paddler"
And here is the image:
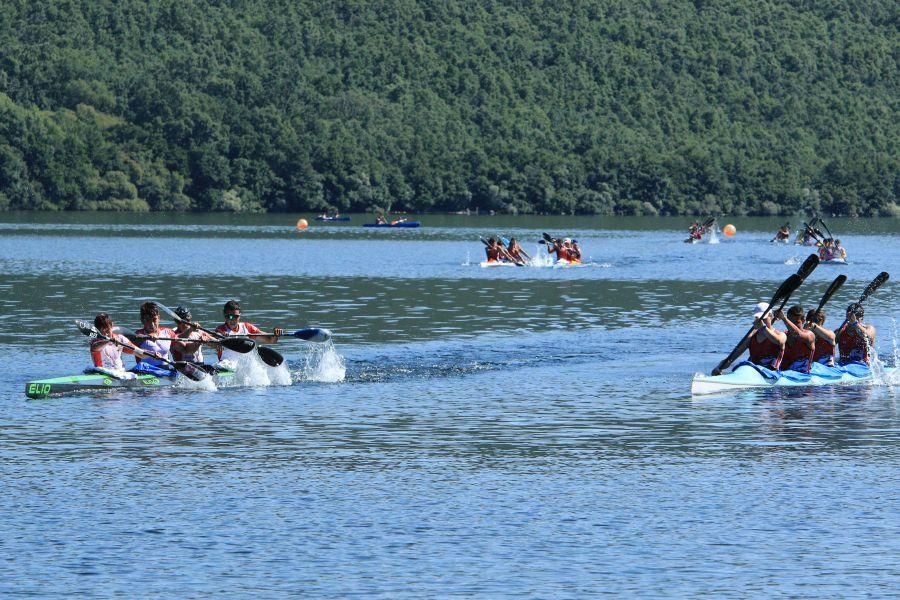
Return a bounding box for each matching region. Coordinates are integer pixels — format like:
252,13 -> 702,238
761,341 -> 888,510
834,239 -> 847,260
836,303 -> 876,365
713,303 -> 785,374
134,301 -> 180,374
774,305 -> 815,373
545,237 -> 572,262
484,237 -> 504,263
214,300 -> 284,362
805,309 -> 836,366
569,239 -> 582,263
89,312 -> 157,371
171,306 -> 219,364
505,237 -> 530,264
771,223 -> 791,242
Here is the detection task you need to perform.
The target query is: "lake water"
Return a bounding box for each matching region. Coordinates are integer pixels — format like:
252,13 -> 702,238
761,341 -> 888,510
2,213 -> 899,596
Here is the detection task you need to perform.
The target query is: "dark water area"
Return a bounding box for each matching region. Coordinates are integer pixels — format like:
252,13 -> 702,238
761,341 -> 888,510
1,214 -> 898,596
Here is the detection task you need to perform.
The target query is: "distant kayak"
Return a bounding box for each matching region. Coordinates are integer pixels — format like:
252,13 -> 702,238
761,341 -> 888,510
314,215 -> 351,221
363,221 -> 421,228
480,260 -> 519,268
821,258 -> 848,265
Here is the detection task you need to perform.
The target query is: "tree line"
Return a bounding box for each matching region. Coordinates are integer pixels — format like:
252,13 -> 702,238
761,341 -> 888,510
0,1 -> 896,216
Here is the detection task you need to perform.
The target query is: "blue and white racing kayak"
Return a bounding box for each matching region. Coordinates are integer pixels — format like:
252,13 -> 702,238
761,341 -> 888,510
691,362 -> 895,395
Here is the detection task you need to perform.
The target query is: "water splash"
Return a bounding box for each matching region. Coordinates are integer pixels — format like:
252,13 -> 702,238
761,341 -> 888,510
708,227 -> 720,244
294,340 -> 346,382
219,352 -> 292,388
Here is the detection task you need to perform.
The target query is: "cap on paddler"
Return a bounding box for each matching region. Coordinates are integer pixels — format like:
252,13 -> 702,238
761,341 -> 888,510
752,302 -> 769,318
174,306 -> 192,322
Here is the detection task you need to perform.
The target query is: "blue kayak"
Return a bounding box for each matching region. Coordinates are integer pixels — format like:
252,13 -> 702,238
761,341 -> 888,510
363,221 -> 421,228
692,361 -> 895,395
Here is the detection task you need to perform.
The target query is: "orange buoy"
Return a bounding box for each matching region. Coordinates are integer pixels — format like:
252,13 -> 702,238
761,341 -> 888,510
723,224 -> 736,237
296,218 -> 308,230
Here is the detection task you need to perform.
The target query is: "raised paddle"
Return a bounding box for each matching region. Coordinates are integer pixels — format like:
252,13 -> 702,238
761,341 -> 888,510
711,274 -> 805,376
833,272 -> 890,332
75,320 -> 207,382
152,300 -> 285,366
818,218 -> 835,241
711,254 -> 819,375
804,275 -> 846,326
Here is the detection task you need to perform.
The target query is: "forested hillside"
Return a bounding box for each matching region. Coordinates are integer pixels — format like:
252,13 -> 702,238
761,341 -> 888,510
0,1 -> 897,215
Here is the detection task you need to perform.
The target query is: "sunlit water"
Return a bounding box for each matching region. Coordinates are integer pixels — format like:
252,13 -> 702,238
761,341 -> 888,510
1,213 -> 899,596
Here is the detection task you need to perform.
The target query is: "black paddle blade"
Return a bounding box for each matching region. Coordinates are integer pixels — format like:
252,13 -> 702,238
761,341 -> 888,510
542,232 -> 555,243
75,320 -> 98,338
859,272 -> 890,303
796,254 -> 819,280
770,273 -> 804,313
174,361 -> 207,382
818,275 -> 847,308
257,346 -> 284,367
292,328 -> 332,343
220,337 -> 256,353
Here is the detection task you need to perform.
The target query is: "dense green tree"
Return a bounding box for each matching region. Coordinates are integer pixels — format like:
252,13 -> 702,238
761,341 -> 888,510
0,1 -> 896,215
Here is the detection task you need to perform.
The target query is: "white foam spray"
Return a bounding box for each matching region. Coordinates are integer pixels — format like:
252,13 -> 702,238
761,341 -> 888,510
294,340 -> 346,383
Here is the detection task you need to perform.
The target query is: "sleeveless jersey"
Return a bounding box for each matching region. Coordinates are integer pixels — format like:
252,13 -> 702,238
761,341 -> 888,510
90,333 -> 132,371
215,322 -> 264,362
781,334 -> 813,373
837,324 -> 870,365
135,326 -> 176,367
749,332 -> 784,369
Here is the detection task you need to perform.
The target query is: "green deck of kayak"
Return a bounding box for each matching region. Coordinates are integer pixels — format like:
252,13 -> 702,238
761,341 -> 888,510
25,369 -> 234,399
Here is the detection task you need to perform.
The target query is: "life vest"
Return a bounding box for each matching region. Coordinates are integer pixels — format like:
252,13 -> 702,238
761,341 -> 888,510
781,333 -> 813,373
837,324 -> 870,365
812,335 -> 835,365
749,332 -> 784,369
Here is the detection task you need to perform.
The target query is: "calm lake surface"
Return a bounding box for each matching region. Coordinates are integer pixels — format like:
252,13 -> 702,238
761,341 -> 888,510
2,213 -> 899,596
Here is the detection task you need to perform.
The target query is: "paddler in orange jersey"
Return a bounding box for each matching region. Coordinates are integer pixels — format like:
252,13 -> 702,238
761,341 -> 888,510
806,309 -> 836,366
774,305 -> 815,373
505,237 -> 529,264
771,223 -> 791,242
484,237 -> 504,263
569,239 -> 582,263
836,303 -> 876,366
718,302 -> 786,372
545,238 -> 572,262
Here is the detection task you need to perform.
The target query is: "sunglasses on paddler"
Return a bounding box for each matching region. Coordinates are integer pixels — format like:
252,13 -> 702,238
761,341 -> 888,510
225,313 -> 241,320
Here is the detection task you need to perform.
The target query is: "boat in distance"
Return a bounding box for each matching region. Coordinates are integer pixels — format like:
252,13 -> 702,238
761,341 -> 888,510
691,363 -> 895,396
363,221 -> 421,228
25,367 -> 236,399
314,215 -> 351,221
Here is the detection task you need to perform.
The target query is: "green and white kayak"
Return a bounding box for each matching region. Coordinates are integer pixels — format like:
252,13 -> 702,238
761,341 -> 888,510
25,367 -> 236,399
691,363 -> 896,396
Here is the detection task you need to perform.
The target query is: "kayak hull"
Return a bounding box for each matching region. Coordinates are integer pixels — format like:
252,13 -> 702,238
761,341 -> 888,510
25,368 -> 235,399
691,364 -> 895,395
480,260 -> 519,268
314,216 -> 350,221
821,258 -> 848,265
363,222 -> 421,228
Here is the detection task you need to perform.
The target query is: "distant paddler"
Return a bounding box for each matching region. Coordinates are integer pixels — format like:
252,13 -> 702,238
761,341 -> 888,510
505,237 -> 530,264
771,223 -> 791,243
215,300 -> 284,362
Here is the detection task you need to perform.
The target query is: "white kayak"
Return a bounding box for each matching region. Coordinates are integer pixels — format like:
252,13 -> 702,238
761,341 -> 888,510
480,260 -> 520,268
821,258 -> 848,265
691,363 -> 896,395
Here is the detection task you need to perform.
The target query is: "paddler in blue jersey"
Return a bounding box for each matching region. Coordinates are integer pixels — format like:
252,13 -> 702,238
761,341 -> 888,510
134,301 -> 180,375
774,305 -> 815,373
